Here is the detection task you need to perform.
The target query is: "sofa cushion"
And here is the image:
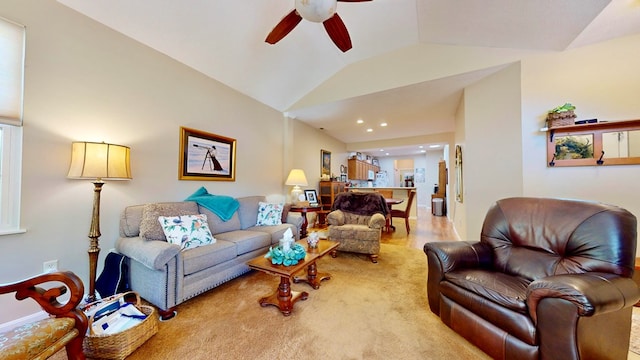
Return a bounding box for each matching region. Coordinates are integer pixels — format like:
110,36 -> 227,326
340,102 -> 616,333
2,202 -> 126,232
139,202 -> 199,241
255,202 -> 284,226
215,230 -> 270,255
181,240 -> 237,276
198,205 -> 242,235
246,223 -> 297,244
237,196 -> 265,230
159,214 -> 216,250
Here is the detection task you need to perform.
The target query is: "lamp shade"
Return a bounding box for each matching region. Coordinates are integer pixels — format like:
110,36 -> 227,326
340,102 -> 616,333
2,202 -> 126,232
67,141 -> 132,180
285,169 -> 308,186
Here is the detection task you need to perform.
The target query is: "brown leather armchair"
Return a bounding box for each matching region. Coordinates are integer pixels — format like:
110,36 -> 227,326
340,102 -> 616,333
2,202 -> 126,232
424,197 -> 640,360
0,271 -> 88,360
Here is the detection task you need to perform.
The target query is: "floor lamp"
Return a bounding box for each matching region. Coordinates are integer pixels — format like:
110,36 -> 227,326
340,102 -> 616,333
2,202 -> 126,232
67,141 -> 132,302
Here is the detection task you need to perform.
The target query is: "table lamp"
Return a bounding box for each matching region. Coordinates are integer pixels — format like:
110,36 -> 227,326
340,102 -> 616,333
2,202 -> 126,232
285,169 -> 308,205
67,141 -> 132,302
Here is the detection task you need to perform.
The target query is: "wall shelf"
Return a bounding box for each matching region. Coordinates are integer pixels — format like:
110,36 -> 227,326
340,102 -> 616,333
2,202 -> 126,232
544,119 -> 640,167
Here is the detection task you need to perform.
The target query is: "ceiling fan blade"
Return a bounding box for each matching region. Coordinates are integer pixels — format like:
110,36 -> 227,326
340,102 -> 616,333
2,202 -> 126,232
323,14 -> 352,52
338,0 -> 372,2
265,10 -> 303,44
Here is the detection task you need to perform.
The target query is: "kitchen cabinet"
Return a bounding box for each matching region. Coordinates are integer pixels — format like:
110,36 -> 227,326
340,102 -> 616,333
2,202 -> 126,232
347,159 -> 380,180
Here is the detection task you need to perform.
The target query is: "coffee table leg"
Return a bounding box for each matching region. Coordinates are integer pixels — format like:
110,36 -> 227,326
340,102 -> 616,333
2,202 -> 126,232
293,262 -> 332,290
259,276 -> 308,316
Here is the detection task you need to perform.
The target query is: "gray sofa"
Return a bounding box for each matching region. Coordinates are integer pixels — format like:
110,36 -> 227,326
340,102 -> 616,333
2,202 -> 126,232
115,196 -> 302,319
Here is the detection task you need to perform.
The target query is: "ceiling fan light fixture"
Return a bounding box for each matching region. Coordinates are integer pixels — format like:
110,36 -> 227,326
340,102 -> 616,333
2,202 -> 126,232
295,0 -> 337,23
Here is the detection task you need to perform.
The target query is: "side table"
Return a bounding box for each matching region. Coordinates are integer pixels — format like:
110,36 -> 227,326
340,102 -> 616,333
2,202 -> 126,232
290,206 -> 321,238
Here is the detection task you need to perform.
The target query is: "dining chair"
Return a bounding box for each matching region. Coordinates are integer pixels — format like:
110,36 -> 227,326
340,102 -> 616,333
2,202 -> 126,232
390,190 -> 416,234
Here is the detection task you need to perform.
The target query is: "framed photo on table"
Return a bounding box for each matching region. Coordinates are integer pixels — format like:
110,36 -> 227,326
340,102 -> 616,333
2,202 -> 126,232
304,189 -> 318,206
179,127 -> 236,181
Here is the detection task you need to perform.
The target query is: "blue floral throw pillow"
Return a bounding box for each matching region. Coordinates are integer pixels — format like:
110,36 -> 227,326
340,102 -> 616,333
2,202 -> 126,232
158,214 -> 216,250
256,202 -> 284,226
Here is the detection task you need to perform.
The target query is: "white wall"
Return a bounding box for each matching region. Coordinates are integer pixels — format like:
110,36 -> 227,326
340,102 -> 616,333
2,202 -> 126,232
458,63 -> 523,239
520,33 -> 640,253
0,0 -> 297,322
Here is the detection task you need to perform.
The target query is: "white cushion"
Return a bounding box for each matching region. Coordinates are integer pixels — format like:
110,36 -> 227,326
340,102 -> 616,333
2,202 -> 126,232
255,202 -> 284,226
158,214 -> 216,250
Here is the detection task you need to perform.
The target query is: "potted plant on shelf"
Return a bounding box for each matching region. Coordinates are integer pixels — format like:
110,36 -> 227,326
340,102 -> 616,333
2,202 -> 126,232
547,103 -> 577,128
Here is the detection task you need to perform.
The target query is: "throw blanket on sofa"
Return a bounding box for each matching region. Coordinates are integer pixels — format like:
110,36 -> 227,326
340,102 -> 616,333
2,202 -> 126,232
331,192 -> 388,217
186,187 -> 240,221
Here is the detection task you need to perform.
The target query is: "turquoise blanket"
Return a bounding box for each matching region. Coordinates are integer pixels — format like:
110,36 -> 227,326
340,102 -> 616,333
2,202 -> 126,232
185,187 -> 240,222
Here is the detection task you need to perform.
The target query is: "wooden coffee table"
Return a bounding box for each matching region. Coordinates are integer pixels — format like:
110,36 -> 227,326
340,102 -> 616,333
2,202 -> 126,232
247,239 -> 339,316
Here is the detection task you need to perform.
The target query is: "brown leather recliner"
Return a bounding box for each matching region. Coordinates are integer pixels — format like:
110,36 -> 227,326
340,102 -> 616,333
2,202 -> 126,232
424,197 -> 640,360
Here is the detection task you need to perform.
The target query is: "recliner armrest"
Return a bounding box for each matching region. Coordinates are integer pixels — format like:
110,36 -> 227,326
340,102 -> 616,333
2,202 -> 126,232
424,241 -> 492,273
115,236 -> 181,270
527,272 -> 640,323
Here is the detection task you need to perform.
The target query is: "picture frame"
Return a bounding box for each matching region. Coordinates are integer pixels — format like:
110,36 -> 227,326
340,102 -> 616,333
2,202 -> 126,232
321,149 -> 331,176
304,189 -> 318,206
179,127 -> 236,181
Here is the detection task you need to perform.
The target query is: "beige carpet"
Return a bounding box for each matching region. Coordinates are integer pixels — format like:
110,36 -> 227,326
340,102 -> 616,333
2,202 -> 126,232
55,244 -> 489,360
631,307 -> 640,355
50,244 -> 640,359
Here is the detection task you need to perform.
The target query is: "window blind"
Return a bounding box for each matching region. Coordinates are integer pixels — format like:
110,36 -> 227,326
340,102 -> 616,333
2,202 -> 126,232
0,16 -> 25,127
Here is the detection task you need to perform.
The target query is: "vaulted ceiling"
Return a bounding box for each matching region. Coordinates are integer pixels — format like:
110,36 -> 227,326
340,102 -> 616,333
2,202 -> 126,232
57,0 -> 640,156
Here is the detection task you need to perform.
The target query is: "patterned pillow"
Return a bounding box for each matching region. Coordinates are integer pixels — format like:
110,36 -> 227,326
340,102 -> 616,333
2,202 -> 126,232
158,214 -> 216,250
255,202 -> 284,226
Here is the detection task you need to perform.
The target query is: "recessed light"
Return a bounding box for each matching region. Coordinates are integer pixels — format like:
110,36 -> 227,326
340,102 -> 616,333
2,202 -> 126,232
420,150 -> 426,153
418,145 -> 423,149
379,149 -> 384,152
429,144 -> 440,148
366,128 -> 373,132
380,123 -> 387,127
357,119 -> 364,124
385,152 -> 390,156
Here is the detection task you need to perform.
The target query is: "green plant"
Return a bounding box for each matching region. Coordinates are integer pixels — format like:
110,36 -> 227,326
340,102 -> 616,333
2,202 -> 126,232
549,103 -> 576,114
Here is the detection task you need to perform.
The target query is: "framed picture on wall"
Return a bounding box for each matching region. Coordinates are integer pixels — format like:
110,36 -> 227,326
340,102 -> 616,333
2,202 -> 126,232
321,149 -> 331,176
179,127 -> 236,181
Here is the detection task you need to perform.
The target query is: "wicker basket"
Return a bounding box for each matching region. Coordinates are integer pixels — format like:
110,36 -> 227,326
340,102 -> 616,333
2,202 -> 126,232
547,110 -> 576,128
83,292 -> 158,360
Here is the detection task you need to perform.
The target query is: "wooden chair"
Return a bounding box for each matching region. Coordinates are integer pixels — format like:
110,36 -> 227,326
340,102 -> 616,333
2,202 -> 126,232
375,190 -> 394,232
390,190 -> 416,234
0,271 -> 88,360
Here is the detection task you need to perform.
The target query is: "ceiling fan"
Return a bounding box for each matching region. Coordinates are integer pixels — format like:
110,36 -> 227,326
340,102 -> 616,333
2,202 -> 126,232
265,0 -> 372,52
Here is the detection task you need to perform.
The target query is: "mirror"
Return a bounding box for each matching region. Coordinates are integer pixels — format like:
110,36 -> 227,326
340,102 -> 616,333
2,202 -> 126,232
455,145 -> 463,203
602,130 -> 640,158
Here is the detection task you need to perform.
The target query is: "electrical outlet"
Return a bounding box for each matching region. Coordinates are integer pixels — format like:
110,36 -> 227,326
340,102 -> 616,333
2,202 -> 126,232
43,260 -> 58,273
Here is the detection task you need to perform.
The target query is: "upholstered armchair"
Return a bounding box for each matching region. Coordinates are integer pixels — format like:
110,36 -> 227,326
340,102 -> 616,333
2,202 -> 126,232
327,192 -> 387,263
424,197 -> 640,360
0,271 -> 88,360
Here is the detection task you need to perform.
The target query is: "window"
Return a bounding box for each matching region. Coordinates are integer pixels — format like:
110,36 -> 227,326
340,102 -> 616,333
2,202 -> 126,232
0,16 -> 25,234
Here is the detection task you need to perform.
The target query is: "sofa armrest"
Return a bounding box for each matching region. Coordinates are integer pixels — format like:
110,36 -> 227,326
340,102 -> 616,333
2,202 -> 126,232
285,212 -> 303,229
327,210 -> 345,226
115,236 -> 181,270
527,272 -> 640,323
368,213 -> 386,229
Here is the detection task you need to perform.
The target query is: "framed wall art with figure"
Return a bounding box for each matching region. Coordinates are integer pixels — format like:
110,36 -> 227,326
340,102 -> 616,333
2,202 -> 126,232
179,127 -> 236,181
321,149 -> 331,176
